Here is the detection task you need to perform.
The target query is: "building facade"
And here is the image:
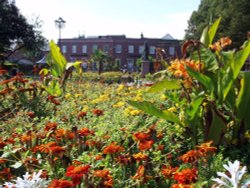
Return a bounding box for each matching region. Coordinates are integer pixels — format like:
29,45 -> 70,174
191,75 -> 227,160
60,34 -> 181,71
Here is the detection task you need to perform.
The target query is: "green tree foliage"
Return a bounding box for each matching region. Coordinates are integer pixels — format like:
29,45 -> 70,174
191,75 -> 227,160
185,0 -> 250,48
0,0 -> 46,62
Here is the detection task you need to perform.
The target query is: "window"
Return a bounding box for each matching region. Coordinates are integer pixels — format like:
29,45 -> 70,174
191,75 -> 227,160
127,59 -> 134,72
115,44 -> 122,53
92,44 -> 98,53
62,45 -> 67,53
103,44 -> 109,53
82,45 -> 87,54
139,45 -> 144,54
128,45 -> 134,54
149,46 -> 155,55
72,45 -> 77,53
169,47 -> 175,56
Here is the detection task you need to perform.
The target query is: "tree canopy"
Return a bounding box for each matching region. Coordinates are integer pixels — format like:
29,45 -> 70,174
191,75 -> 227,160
0,0 -> 46,61
185,0 -> 250,48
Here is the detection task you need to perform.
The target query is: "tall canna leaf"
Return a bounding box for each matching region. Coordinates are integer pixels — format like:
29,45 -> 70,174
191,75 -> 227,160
200,17 -> 221,47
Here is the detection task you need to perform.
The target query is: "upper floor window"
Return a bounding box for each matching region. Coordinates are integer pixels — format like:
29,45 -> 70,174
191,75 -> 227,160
82,45 -> 87,54
149,46 -> 155,55
62,45 -> 67,53
103,44 -> 110,53
115,44 -> 122,53
169,47 -> 175,56
72,45 -> 77,53
92,44 -> 98,53
128,45 -> 134,54
139,45 -> 144,54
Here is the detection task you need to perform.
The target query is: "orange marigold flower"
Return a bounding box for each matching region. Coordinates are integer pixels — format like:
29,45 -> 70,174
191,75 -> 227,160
27,111 -> 35,118
196,141 -> 217,155
48,179 -> 74,188
104,175 -> 113,187
103,142 -> 125,154
138,140 -> 154,151
94,169 -> 110,178
66,165 -> 91,185
94,155 -> 103,161
0,168 -> 12,181
157,144 -> 165,151
20,134 -> 33,143
78,127 -> 94,137
44,122 -> 58,131
49,146 -> 66,155
92,109 -> 104,116
77,111 -> 87,119
161,165 -> 178,179
179,150 -> 202,163
0,88 -> 13,95
115,154 -> 131,165
133,132 -> 151,141
132,165 -> 145,180
173,168 -> 198,184
0,158 -> 7,164
133,152 -> 148,162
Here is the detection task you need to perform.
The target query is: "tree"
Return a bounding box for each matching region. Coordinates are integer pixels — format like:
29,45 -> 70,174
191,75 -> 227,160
185,0 -> 250,48
0,0 -> 46,63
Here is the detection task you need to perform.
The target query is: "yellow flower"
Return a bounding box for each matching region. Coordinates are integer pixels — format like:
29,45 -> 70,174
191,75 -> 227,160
65,93 -> 71,99
160,94 -> 167,101
167,107 -> 177,112
113,101 -> 125,108
75,93 -> 82,98
117,84 -> 125,93
124,107 -> 142,116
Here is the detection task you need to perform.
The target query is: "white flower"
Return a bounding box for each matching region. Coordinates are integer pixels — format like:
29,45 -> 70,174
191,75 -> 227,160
212,160 -> 250,188
3,171 -> 49,188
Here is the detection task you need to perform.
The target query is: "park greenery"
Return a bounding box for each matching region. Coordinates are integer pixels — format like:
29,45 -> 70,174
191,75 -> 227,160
0,16 -> 250,188
185,0 -> 250,49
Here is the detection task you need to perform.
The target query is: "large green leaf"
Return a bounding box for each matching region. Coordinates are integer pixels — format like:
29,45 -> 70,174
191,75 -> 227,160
206,109 -> 227,145
148,79 -> 181,93
200,17 -> 221,47
236,72 -> 250,120
186,67 -> 214,92
220,66 -> 234,101
231,40 -> 250,79
48,40 -> 67,77
128,100 -> 182,125
187,95 -> 204,120
45,80 -> 62,97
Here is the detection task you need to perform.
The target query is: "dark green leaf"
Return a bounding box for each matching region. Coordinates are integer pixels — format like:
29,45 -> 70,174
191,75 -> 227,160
187,95 -> 204,120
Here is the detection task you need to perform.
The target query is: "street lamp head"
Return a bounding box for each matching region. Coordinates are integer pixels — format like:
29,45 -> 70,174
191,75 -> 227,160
55,17 -> 66,29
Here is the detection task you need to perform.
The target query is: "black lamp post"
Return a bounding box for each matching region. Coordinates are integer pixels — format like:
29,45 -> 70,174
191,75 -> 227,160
55,17 -> 66,49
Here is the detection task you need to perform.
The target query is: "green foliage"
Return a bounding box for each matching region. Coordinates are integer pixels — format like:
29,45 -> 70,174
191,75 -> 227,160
185,0 -> 250,49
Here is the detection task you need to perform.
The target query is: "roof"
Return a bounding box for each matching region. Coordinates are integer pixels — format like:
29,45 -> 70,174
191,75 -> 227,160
162,33 -> 175,40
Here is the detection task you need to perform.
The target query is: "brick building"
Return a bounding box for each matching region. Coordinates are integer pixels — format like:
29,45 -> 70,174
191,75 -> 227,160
60,34 -> 181,71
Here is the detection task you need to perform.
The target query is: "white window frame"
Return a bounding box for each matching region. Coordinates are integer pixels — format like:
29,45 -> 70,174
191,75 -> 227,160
72,45 -> 77,53
149,46 -> 155,55
115,44 -> 122,53
139,45 -> 144,54
62,45 -> 67,53
128,45 -> 134,54
82,45 -> 87,54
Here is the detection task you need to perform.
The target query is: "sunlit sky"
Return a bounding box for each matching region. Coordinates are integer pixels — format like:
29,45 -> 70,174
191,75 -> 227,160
15,0 -> 200,41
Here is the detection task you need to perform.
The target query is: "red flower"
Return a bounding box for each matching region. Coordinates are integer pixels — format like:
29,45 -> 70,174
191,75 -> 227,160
138,140 -> 154,151
196,141 -> 217,156
132,165 -> 145,180
133,132 -> 151,141
27,111 -> 35,118
161,165 -> 178,178
172,184 -> 194,188
103,142 -> 125,154
173,168 -> 198,184
0,168 -> 12,181
48,179 -> 74,188
78,127 -> 94,137
77,111 -> 87,119
115,154 -> 131,165
66,165 -> 91,185
94,169 -> 110,178
92,109 -> 104,116
133,152 -> 148,162
179,150 -> 202,163
44,122 -> 58,131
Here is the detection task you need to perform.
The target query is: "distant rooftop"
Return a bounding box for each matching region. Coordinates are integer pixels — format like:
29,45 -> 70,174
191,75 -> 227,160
162,33 -> 175,40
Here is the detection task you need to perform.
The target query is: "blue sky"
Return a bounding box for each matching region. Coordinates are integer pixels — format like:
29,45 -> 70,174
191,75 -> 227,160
15,0 -> 200,41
